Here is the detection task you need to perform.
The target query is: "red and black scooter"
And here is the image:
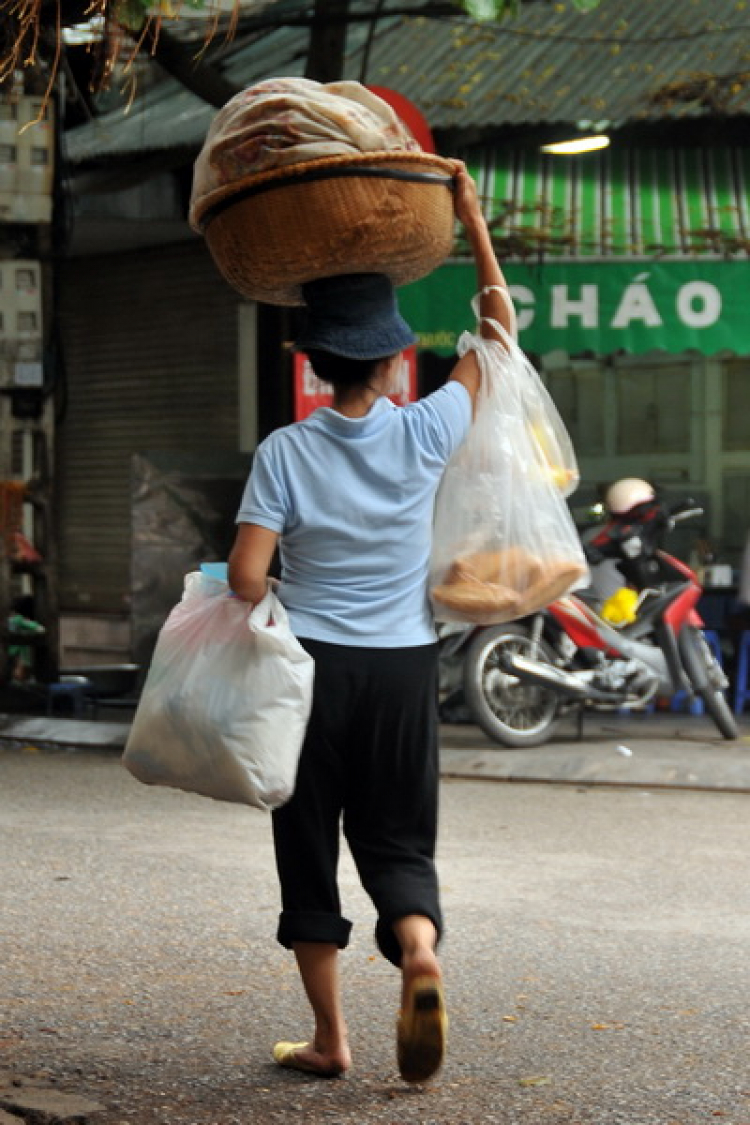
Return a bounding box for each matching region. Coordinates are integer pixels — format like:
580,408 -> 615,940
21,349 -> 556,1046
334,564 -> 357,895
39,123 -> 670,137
441,486 -> 739,747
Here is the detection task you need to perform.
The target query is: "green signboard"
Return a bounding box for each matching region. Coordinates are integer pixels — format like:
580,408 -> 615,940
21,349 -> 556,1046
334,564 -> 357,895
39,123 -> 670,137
399,259 -> 750,357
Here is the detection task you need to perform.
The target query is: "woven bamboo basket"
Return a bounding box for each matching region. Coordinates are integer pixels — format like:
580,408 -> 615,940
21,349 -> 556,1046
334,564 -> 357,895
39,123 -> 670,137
193,152 -> 457,306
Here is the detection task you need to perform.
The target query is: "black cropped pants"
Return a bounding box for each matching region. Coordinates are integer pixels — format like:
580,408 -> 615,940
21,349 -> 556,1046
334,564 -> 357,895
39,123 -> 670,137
271,638 -> 442,968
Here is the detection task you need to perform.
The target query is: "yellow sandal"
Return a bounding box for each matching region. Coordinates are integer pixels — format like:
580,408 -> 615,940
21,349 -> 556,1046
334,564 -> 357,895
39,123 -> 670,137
272,1041 -> 345,1078
396,976 -> 448,1084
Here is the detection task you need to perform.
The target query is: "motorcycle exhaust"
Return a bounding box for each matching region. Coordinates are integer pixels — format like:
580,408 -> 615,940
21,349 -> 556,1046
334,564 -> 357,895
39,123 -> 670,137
499,652 -> 614,703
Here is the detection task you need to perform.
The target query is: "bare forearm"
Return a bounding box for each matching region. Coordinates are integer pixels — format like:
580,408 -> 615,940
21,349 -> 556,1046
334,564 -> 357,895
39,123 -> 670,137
465,221 -> 510,333
448,162 -> 517,405
227,570 -> 268,605
227,522 -> 279,605
453,163 -> 514,342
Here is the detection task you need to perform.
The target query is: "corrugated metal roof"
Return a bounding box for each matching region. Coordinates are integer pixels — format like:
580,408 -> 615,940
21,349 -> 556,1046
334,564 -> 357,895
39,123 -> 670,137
382,0 -> 750,130
66,0 -> 750,163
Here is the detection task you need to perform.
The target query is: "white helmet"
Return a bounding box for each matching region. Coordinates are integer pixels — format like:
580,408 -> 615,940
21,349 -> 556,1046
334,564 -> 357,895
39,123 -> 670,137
606,477 -> 655,516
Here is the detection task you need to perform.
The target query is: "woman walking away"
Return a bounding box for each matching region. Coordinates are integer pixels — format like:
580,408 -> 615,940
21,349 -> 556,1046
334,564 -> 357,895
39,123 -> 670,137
228,162 -> 512,1084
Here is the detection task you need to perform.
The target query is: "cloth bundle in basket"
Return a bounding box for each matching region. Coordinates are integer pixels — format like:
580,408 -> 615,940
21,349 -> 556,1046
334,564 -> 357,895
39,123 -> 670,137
189,78 -> 456,305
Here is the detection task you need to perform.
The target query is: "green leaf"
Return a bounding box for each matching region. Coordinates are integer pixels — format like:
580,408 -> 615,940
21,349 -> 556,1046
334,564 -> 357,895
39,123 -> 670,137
463,0 -> 600,18
115,0 -> 154,29
114,0 -> 207,29
463,0 -> 519,19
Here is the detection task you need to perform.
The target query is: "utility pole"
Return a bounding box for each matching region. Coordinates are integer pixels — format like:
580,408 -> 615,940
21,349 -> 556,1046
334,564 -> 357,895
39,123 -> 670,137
305,0 -> 350,82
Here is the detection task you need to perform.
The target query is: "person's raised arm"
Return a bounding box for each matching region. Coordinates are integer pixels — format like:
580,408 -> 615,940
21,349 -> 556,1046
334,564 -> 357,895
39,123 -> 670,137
449,162 -> 515,408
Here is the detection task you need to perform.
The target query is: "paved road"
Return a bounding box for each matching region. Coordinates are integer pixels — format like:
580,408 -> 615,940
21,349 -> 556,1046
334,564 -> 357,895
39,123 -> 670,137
1,742 -> 748,1124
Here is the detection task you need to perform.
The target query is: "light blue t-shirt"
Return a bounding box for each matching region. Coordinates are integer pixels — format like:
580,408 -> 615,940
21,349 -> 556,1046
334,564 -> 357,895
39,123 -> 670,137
237,381 -> 471,646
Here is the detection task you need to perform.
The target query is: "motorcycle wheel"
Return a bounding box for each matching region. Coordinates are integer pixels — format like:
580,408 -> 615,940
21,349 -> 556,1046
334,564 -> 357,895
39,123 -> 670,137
679,625 -> 739,741
463,623 -> 561,748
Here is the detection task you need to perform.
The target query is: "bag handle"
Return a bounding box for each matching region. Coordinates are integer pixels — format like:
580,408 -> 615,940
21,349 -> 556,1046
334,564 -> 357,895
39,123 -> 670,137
471,285 -> 518,342
249,583 -> 289,632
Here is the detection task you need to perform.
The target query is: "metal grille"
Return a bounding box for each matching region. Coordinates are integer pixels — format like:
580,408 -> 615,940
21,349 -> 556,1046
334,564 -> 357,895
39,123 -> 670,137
56,241 -> 240,613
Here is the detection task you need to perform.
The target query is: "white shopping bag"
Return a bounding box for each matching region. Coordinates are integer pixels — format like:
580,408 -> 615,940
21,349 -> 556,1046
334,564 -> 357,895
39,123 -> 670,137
123,571 -> 314,810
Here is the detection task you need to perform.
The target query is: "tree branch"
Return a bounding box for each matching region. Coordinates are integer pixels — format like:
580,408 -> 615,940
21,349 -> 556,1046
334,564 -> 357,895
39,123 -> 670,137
131,22 -> 240,108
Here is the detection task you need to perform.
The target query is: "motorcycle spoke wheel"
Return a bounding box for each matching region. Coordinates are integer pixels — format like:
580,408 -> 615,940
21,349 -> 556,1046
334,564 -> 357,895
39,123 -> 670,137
463,624 -> 560,748
679,626 -> 738,741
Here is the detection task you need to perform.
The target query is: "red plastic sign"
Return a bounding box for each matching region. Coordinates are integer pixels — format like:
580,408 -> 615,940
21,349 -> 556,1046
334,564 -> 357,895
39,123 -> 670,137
293,347 -> 418,421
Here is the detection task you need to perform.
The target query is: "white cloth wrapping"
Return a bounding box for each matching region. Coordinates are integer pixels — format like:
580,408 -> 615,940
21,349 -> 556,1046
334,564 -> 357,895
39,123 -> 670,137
190,77 -> 420,229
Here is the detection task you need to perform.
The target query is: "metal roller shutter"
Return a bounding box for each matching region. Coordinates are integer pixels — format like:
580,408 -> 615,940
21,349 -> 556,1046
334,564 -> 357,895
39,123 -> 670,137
56,240 -> 239,614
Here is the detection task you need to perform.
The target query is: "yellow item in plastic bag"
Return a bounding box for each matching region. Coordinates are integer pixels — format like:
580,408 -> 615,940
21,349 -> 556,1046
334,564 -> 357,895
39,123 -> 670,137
529,420 -> 578,494
600,586 -> 639,626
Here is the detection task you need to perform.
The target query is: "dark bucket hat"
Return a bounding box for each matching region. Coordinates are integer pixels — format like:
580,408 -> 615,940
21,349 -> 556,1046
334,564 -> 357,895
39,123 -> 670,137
294,273 -> 416,360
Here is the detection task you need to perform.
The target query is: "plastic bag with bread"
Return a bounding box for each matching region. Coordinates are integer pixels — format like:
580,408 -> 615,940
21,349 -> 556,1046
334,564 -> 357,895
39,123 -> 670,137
430,314 -> 588,625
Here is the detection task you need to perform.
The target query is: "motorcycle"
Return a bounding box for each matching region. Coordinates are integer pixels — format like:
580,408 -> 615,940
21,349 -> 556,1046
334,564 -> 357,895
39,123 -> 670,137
438,486 -> 739,746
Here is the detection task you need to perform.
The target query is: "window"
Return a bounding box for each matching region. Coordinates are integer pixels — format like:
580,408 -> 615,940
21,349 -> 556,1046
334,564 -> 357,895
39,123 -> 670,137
723,360 -> 750,452
15,269 -> 36,293
721,473 -> 750,556
545,365 -> 606,456
17,312 -> 38,333
615,364 -> 690,454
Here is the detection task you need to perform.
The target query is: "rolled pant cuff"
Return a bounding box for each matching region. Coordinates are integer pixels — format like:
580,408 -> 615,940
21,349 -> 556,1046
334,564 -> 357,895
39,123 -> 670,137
375,910 -> 444,968
277,910 -> 353,950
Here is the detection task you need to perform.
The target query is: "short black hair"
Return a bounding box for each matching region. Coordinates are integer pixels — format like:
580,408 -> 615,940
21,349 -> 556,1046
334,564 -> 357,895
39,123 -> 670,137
306,348 -> 393,389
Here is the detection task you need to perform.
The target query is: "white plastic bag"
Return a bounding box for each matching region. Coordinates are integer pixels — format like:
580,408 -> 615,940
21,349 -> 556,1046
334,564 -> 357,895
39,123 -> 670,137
123,572 -> 314,810
430,313 -> 588,625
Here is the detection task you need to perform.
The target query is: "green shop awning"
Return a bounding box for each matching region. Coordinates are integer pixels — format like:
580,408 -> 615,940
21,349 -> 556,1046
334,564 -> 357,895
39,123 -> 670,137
467,147 -> 750,259
398,145 -> 750,357
399,259 -> 750,358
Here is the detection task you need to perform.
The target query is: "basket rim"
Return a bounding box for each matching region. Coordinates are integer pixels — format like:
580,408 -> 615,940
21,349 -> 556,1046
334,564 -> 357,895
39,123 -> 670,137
193,150 -> 456,230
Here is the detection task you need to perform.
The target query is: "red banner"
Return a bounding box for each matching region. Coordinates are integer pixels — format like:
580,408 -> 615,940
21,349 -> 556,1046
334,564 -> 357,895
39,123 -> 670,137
293,347 -> 418,421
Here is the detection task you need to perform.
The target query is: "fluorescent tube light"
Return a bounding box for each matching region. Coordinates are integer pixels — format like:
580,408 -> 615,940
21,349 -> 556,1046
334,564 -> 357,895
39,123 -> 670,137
541,135 -> 611,155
